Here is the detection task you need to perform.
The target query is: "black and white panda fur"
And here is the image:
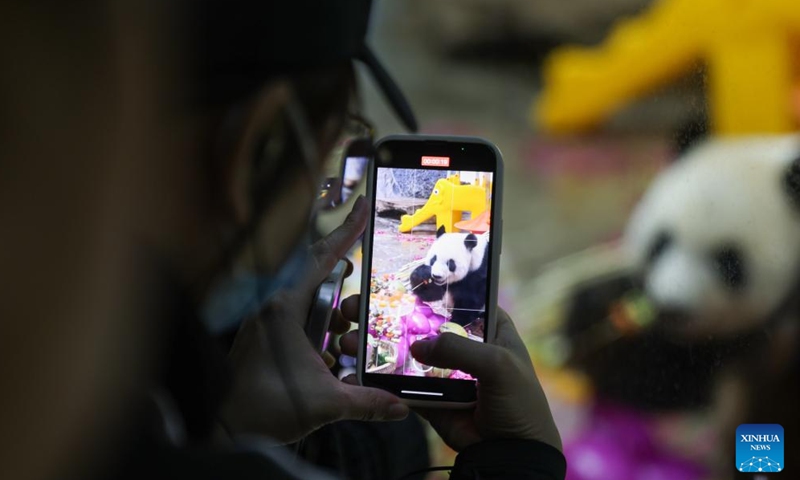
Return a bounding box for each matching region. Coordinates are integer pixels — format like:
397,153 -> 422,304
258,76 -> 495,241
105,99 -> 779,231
563,135 -> 800,473
625,134 -> 800,338
410,226 -> 489,326
621,135 -> 800,473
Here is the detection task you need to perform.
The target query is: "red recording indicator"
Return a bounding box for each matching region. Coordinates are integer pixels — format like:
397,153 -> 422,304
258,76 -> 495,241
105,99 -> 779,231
421,156 -> 450,167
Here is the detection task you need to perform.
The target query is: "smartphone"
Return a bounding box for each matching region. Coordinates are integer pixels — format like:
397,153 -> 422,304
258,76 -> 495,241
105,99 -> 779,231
357,135 -> 503,407
306,259 -> 348,353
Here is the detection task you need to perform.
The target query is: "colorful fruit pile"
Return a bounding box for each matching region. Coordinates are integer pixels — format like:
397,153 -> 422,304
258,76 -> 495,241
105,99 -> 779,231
368,272 -> 416,342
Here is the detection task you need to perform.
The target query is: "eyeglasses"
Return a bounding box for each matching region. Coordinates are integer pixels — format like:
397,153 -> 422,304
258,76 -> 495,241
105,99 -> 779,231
316,113 -> 375,211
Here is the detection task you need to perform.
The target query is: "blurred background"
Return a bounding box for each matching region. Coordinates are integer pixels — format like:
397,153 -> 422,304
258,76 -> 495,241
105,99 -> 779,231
321,0 -> 800,479
3,1 -> 795,479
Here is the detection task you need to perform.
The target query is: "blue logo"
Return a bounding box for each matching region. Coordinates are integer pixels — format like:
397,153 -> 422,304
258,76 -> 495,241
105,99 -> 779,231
736,424 -> 784,473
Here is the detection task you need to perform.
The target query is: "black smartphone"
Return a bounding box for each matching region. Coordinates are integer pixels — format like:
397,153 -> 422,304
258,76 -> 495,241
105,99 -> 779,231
307,139 -> 371,352
306,259 -> 349,353
357,135 -> 503,407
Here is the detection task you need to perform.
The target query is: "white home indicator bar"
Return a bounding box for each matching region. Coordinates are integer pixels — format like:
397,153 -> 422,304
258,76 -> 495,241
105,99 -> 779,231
401,390 -> 443,396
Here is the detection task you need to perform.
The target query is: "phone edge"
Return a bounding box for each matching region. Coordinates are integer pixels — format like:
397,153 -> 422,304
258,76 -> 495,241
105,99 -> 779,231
356,134 -> 504,408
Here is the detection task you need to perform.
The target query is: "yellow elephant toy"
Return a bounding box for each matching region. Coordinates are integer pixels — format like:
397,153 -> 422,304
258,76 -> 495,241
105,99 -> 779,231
399,174 -> 488,234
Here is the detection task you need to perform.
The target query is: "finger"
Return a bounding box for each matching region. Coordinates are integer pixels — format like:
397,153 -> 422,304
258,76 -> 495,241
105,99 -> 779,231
302,196 -> 368,292
412,407 -> 461,430
341,374 -> 358,385
412,408 -> 480,452
337,383 -> 409,422
409,333 -> 511,382
493,308 -> 531,362
339,330 -> 359,357
412,406 -> 434,421
411,407 -> 444,426
343,257 -> 354,278
339,294 -> 360,322
328,309 -> 351,335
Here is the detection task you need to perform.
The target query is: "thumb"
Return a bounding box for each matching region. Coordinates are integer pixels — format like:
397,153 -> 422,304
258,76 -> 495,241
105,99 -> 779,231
410,333 -> 510,382
337,383 -> 409,422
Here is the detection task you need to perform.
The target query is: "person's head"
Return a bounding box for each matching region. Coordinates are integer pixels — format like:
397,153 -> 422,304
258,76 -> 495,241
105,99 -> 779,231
155,0 -> 417,331
188,65 -> 358,280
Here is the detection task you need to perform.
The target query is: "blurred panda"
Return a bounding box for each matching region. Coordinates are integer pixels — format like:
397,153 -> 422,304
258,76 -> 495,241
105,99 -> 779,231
625,135 -> 800,466
563,136 -> 800,408
561,135 -> 800,477
410,226 -> 489,327
625,134 -> 800,338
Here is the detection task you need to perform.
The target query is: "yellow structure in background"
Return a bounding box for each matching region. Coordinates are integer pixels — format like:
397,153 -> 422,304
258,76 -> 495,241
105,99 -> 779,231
399,174 -> 487,234
534,0 -> 800,135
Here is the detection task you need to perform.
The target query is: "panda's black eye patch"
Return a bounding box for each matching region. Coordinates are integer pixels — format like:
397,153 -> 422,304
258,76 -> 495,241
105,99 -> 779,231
430,255 -> 437,266
712,246 -> 746,290
447,259 -> 456,272
647,231 -> 672,265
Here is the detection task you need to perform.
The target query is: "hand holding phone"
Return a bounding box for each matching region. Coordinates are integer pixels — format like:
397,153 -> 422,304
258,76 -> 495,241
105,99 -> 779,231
305,259 -> 348,354
340,298 -> 562,453
357,135 -> 504,406
409,308 -> 562,452
219,200 -> 408,445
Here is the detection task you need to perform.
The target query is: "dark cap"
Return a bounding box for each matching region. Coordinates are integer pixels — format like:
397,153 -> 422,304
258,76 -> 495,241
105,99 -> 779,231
193,0 -> 417,132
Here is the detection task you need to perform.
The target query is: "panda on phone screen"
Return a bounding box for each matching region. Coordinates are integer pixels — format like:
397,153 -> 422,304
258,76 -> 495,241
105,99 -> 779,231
410,226 -> 489,326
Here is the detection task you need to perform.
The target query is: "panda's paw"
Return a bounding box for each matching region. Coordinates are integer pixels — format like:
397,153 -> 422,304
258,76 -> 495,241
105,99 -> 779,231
411,265 -> 446,301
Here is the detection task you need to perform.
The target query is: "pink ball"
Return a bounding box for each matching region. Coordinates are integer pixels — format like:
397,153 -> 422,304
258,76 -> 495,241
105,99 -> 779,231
406,311 -> 431,334
415,301 -> 433,317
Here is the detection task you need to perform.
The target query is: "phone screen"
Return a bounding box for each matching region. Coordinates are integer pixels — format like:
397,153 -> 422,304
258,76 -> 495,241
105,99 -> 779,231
342,156 -> 369,205
364,155 -> 495,381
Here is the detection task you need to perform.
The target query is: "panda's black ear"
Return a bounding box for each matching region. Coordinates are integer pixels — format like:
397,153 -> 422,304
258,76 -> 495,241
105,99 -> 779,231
464,234 -> 478,251
436,225 -> 446,238
783,154 -> 800,211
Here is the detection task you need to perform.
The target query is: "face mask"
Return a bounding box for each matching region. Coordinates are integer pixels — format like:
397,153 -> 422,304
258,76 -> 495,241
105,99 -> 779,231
202,94 -> 323,334
201,235 -> 311,334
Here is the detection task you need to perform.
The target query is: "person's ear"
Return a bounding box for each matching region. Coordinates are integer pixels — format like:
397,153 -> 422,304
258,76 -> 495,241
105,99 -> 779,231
222,82 -> 291,227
